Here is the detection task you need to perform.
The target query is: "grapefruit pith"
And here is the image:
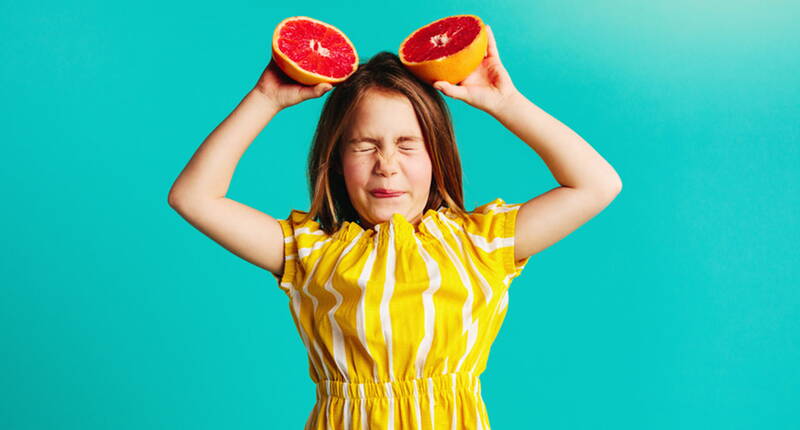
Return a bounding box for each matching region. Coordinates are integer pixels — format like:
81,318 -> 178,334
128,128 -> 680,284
272,16 -> 359,86
398,14 -> 488,85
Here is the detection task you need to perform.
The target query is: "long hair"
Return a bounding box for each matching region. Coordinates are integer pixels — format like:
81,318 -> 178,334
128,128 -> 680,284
300,51 -> 466,235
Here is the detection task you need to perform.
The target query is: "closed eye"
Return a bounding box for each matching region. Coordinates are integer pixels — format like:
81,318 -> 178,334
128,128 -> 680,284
355,146 -> 416,152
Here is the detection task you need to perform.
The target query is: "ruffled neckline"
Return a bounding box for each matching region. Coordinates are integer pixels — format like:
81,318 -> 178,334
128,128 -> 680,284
332,206 -> 452,244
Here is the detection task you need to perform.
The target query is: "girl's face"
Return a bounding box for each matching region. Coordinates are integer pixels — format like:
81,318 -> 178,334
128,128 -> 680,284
339,88 -> 433,230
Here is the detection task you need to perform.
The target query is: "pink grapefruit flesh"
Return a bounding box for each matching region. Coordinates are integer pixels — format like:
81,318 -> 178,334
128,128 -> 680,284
272,16 -> 358,85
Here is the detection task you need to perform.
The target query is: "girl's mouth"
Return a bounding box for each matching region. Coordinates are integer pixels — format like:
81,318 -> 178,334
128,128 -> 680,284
370,190 -> 405,198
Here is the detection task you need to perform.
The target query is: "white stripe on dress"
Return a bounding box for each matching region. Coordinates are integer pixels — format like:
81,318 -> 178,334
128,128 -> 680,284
411,234 -> 442,379
380,223 -> 398,430
466,230 -> 514,261
377,223 -> 396,381
356,232 -> 381,381
289,237 -> 334,381
499,289 -> 509,312
385,381 -> 395,430
469,285 -> 509,375
412,379 -> 423,429
439,215 -> 494,304
288,287 -> 324,382
343,396 -> 351,430
411,234 -> 442,430
462,202 -> 520,257
298,237 -> 337,380
359,384 -> 368,430
438,214 -> 500,374
326,388 -> 333,430
323,231 -> 365,381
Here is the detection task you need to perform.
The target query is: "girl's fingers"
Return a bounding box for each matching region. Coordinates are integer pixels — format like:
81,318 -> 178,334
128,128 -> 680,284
434,81 -> 469,101
485,25 -> 500,60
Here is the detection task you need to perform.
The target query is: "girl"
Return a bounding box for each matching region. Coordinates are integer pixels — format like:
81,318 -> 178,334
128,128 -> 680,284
168,24 -> 621,429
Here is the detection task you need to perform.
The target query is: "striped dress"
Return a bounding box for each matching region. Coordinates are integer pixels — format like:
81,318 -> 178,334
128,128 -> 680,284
271,197 -> 531,429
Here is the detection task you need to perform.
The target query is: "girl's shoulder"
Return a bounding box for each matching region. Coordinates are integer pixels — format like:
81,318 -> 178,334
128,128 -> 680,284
275,208 -> 330,252
458,197 -> 524,234
469,197 -> 523,215
455,197 -> 530,281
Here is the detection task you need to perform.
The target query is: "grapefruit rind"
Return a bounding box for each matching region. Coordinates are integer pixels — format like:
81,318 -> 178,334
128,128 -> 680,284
271,16 -> 359,86
398,14 -> 488,85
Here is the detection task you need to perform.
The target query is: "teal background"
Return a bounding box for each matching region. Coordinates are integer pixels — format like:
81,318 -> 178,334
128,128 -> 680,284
2,0 -> 798,428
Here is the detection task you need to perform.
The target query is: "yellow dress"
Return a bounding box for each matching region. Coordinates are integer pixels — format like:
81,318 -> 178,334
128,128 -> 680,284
271,198 -> 531,429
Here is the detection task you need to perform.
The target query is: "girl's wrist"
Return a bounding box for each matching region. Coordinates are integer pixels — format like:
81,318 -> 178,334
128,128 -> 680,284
489,89 -> 526,119
248,87 -> 284,115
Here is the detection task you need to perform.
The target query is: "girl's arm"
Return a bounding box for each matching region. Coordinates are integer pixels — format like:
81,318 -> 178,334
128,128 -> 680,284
433,25 -> 621,261
167,89 -> 280,204
433,25 -> 621,193
167,60 -> 332,277
168,60 -> 332,203
488,92 -> 622,194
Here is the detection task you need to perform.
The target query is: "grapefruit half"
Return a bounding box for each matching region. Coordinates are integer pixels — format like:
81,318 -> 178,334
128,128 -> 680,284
272,16 -> 359,86
398,14 -> 488,85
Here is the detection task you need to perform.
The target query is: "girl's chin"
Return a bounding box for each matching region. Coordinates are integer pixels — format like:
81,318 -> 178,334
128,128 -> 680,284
366,209 -> 405,222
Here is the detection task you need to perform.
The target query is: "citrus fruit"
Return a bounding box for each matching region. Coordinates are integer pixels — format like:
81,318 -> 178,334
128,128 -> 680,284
271,16 -> 359,86
398,14 -> 488,85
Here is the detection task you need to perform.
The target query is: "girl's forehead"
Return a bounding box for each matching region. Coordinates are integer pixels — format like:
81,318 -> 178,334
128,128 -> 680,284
347,92 -> 420,133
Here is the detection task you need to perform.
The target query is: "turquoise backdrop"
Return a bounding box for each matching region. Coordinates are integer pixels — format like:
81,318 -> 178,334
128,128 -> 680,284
2,0 -> 798,428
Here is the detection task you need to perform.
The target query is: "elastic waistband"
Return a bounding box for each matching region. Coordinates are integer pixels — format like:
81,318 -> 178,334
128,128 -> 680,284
315,373 -> 481,400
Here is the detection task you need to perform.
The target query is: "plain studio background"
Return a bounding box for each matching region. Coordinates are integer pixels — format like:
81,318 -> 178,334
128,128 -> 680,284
2,0 -> 798,429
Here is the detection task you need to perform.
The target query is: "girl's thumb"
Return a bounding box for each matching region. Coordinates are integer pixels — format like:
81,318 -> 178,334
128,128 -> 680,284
314,83 -> 333,97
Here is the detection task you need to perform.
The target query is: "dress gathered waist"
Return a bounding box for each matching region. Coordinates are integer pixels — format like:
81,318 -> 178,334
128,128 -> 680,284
315,372 -> 481,400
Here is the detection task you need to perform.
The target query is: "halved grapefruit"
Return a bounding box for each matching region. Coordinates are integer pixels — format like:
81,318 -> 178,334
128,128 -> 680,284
398,14 -> 488,85
271,16 -> 359,86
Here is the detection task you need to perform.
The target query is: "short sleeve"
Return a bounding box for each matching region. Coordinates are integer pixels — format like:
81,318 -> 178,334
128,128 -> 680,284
270,209 -> 330,295
459,198 -> 531,282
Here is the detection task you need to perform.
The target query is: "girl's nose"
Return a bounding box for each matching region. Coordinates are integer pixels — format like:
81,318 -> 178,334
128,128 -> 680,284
374,148 -> 399,174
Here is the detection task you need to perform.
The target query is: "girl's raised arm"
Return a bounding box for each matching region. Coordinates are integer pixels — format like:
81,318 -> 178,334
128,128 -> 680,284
168,59 -> 331,203
166,59 -> 331,277
434,25 -> 622,262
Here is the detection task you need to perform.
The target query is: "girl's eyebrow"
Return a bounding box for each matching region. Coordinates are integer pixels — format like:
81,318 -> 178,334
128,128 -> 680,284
346,135 -> 422,144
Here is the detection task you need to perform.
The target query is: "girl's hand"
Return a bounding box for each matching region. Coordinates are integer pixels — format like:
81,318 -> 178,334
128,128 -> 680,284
252,58 -> 333,111
432,25 -> 519,114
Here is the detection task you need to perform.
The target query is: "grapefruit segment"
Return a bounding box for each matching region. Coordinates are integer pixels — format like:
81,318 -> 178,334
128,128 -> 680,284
272,16 -> 359,85
398,14 -> 488,85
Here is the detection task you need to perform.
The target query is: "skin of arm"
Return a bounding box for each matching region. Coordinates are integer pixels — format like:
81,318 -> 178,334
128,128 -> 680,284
434,24 -> 621,195
488,92 -> 622,195
165,67 -> 330,276
167,90 -> 280,205
433,25 -> 622,261
488,93 -> 623,261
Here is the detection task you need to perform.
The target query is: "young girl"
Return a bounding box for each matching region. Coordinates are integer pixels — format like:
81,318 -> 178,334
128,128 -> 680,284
168,24 -> 621,429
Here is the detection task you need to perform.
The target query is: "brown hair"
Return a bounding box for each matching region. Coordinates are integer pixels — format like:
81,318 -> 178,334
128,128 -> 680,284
300,51 -> 466,235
